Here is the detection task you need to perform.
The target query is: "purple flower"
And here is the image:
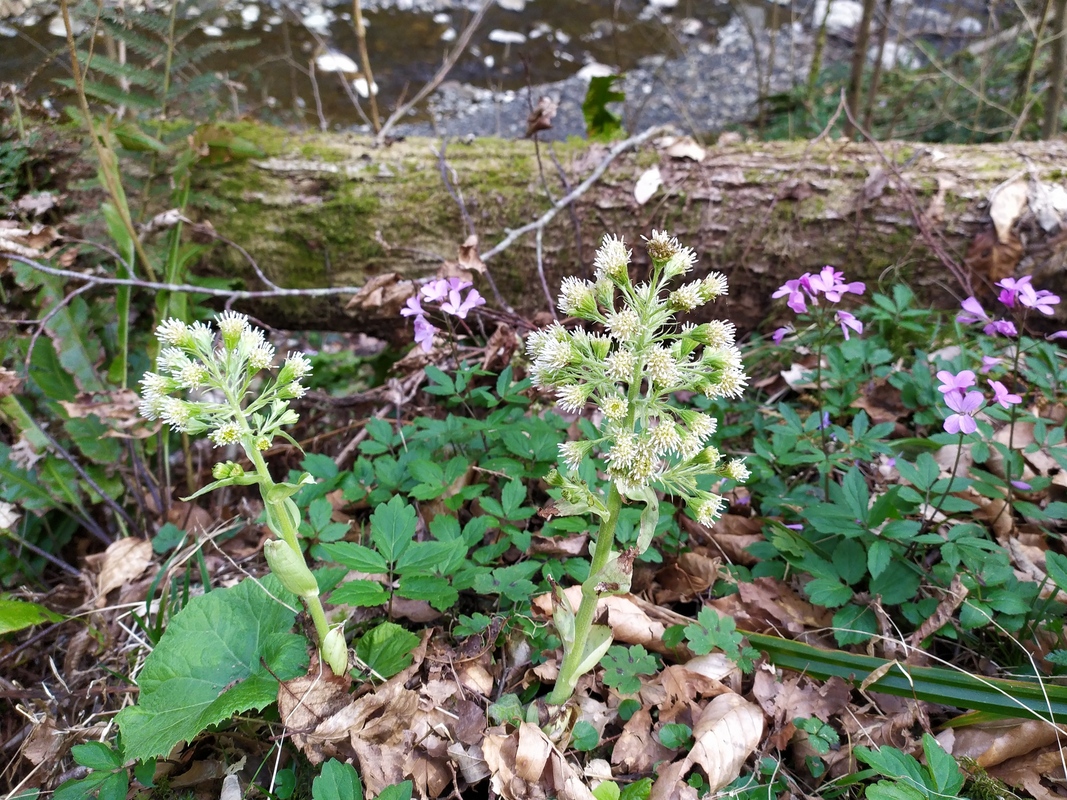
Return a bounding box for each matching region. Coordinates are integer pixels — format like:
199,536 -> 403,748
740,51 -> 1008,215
1025,288 -> 1060,315
771,326 -> 792,344
772,278 -> 808,314
996,276 -> 1029,309
413,315 -> 438,352
944,390 -> 984,434
980,356 -> 1001,374
983,319 -> 1018,337
421,277 -> 471,303
1048,330 -> 1067,341
1011,480 -> 1032,491
836,310 -> 863,340
401,295 -> 425,318
441,287 -> 485,319
785,523 -> 803,531
937,369 -> 976,396
810,266 -> 864,301
816,411 -> 832,430
988,379 -> 1022,408
957,297 -> 989,325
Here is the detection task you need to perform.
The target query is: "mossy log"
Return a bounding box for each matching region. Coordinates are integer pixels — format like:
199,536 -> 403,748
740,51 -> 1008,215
182,126 -> 1067,335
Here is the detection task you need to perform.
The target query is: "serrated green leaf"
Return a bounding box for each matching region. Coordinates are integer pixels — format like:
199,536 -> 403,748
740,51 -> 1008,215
1046,551 -> 1067,594
571,720 -> 599,751
330,579 -> 389,608
396,540 -> 465,575
600,644 -> 657,694
0,598 -> 65,635
116,575 -> 308,763
922,733 -> 964,795
619,777 -> 652,800
804,577 -> 853,608
867,540 -> 892,579
356,621 -> 419,679
397,575 -> 457,611
71,741 -> 122,771
376,781 -> 413,800
370,495 -> 416,564
321,542 -> 388,574
312,759 -> 364,800
97,771 -> 129,800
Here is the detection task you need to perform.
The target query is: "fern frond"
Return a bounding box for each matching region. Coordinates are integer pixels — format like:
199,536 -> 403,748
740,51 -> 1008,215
55,78 -> 159,110
170,38 -> 257,70
80,51 -> 164,91
96,20 -> 162,60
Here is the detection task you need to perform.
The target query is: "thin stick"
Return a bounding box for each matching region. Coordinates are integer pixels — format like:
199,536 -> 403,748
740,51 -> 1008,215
352,0 -> 380,131
480,125 -> 668,263
376,0 -> 493,143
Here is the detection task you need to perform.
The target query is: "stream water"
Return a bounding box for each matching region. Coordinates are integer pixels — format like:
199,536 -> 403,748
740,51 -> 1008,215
0,0 -> 762,129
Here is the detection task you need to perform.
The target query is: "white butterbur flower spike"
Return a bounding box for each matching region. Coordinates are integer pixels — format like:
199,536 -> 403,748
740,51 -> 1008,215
156,319 -> 191,347
527,231 -> 746,505
535,231 -> 748,708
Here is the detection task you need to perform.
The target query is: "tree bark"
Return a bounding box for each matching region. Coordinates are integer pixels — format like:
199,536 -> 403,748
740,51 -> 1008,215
44,124 -> 1067,337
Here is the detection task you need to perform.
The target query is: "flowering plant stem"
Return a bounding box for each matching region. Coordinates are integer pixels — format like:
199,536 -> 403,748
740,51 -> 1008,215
544,485 -> 623,706
250,448 -> 331,646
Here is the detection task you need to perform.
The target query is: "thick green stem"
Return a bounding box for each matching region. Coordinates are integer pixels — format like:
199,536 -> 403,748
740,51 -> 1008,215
248,447 -> 331,647
545,484 -> 624,706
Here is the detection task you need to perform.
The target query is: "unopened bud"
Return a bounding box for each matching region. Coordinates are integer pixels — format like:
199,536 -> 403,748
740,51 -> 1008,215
264,539 -> 319,598
321,625 -> 349,676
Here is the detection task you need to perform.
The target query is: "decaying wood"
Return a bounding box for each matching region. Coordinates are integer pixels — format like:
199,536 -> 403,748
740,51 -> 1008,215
48,125 -> 1067,335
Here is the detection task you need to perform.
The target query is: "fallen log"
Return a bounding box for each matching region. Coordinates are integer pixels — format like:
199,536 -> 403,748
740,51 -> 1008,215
38,123 -> 1067,336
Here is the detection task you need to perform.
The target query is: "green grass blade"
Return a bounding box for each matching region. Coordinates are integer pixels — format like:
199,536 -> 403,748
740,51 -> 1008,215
748,632 -> 1067,723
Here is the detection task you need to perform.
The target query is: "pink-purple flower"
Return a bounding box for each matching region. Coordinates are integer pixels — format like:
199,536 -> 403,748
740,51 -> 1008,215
836,310 -> 862,340
996,276 -> 1061,315
943,390 -> 983,434
773,266 -> 865,316
403,277 -> 487,352
988,379 -> 1022,408
936,369 -> 976,395
771,326 -> 793,344
956,296 -> 1018,337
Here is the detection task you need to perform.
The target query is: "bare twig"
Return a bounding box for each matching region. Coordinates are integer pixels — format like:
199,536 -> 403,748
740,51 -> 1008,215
5,255 -> 364,300
375,0 -> 493,144
480,125 -> 669,264
352,0 -> 381,131
840,102 -> 972,295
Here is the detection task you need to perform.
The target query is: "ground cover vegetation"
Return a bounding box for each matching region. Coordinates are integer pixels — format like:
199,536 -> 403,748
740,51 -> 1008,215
2,211 -> 1067,798
3,1 -> 1067,798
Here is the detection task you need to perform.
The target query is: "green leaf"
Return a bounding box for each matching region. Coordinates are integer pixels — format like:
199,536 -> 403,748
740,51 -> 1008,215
501,479 -> 526,518
582,75 -> 625,141
321,543 -> 388,574
488,693 -> 524,726
370,495 -> 416,564
356,622 -> 420,679
922,733 -> 964,795
592,781 -> 621,800
804,577 -> 853,608
867,540 -> 893,579
1046,551 -> 1067,594
658,723 -> 693,750
397,575 -> 457,612
97,771 -> 130,800
600,645 -> 657,695
870,561 -> 920,606
116,575 -> 309,763
0,598 -> 64,635
396,540 -> 465,575
312,759 -> 364,800
71,741 -> 122,771
618,777 -> 653,800
63,416 -> 123,465
571,720 -> 599,751
864,781 -> 927,800
330,580 -> 389,608
376,781 -> 413,800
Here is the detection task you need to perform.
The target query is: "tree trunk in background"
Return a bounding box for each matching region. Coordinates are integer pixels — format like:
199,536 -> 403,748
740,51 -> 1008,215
47,125 -> 1067,338
1044,0 -> 1067,138
844,0 -> 878,139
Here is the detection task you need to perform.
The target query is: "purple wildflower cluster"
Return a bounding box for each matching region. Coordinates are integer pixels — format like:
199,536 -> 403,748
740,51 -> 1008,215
937,369 -> 1022,434
771,266 -> 866,343
401,277 -> 486,352
957,275 -> 1065,339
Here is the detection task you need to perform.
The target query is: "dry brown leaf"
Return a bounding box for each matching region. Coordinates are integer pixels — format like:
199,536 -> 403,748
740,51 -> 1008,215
21,718 -> 64,766
988,179 -> 1028,244
0,367 -> 22,398
344,273 -> 413,316
651,693 -> 764,797
987,744 -> 1067,800
752,670 -> 850,735
166,501 -> 215,537
710,577 -> 831,635
657,135 -> 707,162
682,515 -> 763,566
277,663 -> 353,761
92,538 -> 153,601
653,551 -> 720,604
457,235 -> 486,274
60,389 -> 156,439
483,724 -> 594,800
942,718 -> 1066,768
611,708 -> 673,773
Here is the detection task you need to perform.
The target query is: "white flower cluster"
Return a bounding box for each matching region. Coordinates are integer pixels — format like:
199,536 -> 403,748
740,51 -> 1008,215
138,313 -> 311,454
528,231 -> 749,523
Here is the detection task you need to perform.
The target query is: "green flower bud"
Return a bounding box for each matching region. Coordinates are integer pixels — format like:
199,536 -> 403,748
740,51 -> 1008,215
212,461 -> 246,480
264,539 -> 319,598
321,625 -> 349,676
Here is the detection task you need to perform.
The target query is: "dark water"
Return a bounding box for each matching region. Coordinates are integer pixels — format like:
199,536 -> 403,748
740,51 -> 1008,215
0,0 -> 740,127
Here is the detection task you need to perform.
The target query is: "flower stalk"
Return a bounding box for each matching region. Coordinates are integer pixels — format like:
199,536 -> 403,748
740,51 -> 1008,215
533,232 -> 748,708
139,313 -> 344,674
